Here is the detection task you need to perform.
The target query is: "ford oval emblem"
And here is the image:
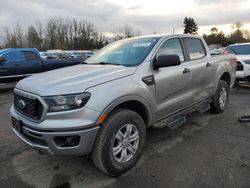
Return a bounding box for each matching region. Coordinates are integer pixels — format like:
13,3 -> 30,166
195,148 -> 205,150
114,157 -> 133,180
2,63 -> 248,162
17,100 -> 26,110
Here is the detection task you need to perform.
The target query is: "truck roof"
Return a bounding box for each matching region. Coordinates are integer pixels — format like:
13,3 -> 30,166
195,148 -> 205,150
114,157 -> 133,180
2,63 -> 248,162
131,34 -> 202,39
228,43 -> 250,46
0,48 -> 39,55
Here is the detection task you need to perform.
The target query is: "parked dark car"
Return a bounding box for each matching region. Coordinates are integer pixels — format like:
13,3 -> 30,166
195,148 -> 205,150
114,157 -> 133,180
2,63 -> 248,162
0,48 -> 84,83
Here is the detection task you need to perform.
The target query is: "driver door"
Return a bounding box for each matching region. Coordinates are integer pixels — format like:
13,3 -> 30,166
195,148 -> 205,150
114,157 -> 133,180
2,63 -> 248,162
153,37 -> 193,120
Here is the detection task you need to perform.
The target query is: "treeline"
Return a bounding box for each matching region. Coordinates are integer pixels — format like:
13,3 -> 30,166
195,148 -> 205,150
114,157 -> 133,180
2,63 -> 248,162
1,17 -> 250,50
202,22 -> 250,47
0,17 -> 141,51
183,18 -> 250,47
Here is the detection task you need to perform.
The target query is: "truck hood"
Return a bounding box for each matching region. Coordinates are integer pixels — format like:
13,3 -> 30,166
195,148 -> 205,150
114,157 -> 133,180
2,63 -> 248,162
236,55 -> 250,61
16,64 -> 137,96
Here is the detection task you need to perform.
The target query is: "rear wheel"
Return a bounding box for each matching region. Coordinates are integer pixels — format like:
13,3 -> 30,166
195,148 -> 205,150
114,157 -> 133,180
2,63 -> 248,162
91,109 -> 146,176
210,80 -> 229,114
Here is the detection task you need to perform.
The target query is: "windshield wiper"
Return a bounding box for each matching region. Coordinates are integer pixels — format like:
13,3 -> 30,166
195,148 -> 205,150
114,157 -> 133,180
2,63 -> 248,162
93,62 -> 122,66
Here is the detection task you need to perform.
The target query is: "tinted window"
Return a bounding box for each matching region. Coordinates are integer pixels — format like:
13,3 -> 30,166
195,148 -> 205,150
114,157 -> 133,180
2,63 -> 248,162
184,38 -> 205,60
2,51 -> 25,62
226,44 -> 250,55
23,51 -> 37,61
156,38 -> 184,62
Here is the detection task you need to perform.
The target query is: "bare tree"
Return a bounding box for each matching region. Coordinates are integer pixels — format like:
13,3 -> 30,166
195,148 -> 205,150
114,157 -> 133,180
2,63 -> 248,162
243,30 -> 250,40
3,23 -> 24,48
119,25 -> 141,38
45,18 -> 58,49
229,21 -> 246,43
210,27 -> 218,34
26,25 -> 43,49
0,17 -> 143,50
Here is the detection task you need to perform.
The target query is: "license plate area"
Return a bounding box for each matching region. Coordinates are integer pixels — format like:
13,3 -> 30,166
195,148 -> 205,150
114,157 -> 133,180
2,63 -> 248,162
11,117 -> 22,133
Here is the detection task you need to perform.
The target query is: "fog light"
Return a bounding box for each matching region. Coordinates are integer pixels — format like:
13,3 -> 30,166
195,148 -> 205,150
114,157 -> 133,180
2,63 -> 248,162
54,136 -> 80,147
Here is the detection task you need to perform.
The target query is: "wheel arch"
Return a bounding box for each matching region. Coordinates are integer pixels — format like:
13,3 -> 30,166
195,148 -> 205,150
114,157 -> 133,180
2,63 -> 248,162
100,95 -> 152,127
220,72 -> 231,86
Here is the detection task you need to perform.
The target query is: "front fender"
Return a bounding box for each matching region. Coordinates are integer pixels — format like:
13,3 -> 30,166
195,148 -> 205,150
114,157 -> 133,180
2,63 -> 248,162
84,76 -> 156,126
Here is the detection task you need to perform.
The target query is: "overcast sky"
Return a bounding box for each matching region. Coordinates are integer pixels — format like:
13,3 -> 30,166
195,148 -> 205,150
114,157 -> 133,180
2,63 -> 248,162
0,0 -> 250,35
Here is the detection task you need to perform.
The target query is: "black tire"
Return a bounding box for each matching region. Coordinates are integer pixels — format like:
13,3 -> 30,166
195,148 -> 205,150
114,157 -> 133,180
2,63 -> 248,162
210,80 -> 229,114
91,109 -> 146,176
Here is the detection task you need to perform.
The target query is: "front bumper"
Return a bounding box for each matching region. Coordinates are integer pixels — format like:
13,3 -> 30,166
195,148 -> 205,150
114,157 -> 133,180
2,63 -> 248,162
10,106 -> 100,156
236,71 -> 245,79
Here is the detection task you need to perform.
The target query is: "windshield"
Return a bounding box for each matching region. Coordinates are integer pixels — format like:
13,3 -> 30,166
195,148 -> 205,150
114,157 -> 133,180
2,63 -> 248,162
226,44 -> 250,55
85,37 -> 160,66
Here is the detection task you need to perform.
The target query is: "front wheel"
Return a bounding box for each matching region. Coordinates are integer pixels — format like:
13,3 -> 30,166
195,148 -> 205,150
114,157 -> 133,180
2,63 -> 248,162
91,109 -> 146,176
210,80 -> 229,114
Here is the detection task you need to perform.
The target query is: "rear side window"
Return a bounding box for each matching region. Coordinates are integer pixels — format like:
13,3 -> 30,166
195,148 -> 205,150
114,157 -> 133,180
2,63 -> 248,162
226,45 -> 250,55
184,38 -> 206,60
156,38 -> 184,62
2,51 -> 25,62
23,51 -> 37,61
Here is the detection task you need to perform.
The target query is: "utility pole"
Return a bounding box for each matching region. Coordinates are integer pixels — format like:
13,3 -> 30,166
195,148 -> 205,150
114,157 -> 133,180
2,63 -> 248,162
173,27 -> 175,34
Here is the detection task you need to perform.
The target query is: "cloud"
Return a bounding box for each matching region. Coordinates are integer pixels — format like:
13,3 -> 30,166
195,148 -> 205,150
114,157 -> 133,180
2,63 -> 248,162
0,0 -> 249,35
0,0 -> 122,28
127,5 -> 143,11
194,0 -> 247,4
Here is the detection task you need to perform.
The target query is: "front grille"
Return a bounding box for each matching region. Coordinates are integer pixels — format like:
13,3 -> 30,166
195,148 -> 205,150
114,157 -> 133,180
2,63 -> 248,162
14,93 -> 43,120
237,61 -> 244,71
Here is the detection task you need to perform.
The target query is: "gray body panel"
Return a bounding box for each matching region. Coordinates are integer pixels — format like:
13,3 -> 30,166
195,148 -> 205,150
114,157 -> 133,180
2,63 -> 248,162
10,34 -> 236,155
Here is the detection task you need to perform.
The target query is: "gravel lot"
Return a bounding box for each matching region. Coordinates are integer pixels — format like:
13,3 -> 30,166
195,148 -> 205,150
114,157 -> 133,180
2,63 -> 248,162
0,86 -> 250,188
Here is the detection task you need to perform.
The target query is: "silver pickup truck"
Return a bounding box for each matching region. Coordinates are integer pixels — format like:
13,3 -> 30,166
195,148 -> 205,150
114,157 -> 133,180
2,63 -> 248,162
10,34 -> 236,176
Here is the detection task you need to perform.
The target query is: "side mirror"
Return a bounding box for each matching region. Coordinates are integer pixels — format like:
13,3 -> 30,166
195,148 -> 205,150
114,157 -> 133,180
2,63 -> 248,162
0,57 -> 7,64
153,54 -> 181,69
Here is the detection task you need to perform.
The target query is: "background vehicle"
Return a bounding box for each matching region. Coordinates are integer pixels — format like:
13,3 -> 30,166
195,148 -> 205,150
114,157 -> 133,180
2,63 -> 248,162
0,48 -> 84,83
65,51 -> 82,58
210,48 -> 225,55
10,35 -> 236,176
64,50 -> 94,59
39,52 -> 51,59
80,50 -> 94,59
224,43 -> 250,81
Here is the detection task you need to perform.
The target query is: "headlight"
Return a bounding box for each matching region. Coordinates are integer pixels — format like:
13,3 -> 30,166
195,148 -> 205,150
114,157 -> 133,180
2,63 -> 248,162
44,93 -> 91,112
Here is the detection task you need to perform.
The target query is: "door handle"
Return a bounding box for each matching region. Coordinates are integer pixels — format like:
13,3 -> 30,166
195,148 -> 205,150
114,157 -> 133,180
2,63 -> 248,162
14,64 -> 20,67
183,68 -> 190,74
206,62 -> 212,67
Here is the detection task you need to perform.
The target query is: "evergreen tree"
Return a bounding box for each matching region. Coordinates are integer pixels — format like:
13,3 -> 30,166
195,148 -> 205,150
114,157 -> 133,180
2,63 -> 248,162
183,17 -> 198,34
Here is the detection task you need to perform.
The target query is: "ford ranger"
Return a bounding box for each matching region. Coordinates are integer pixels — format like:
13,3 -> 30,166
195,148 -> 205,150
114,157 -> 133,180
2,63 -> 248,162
10,34 -> 236,176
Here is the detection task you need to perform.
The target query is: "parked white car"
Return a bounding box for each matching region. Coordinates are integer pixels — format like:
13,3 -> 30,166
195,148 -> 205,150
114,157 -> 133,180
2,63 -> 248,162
225,43 -> 250,82
39,52 -> 50,59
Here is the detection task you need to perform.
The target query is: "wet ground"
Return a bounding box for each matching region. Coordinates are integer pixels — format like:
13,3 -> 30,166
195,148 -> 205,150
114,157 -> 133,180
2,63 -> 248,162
0,86 -> 250,188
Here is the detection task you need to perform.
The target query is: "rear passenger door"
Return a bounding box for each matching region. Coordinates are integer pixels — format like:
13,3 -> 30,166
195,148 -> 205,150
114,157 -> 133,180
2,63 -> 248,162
21,51 -> 43,75
182,37 -> 214,102
153,37 -> 193,120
